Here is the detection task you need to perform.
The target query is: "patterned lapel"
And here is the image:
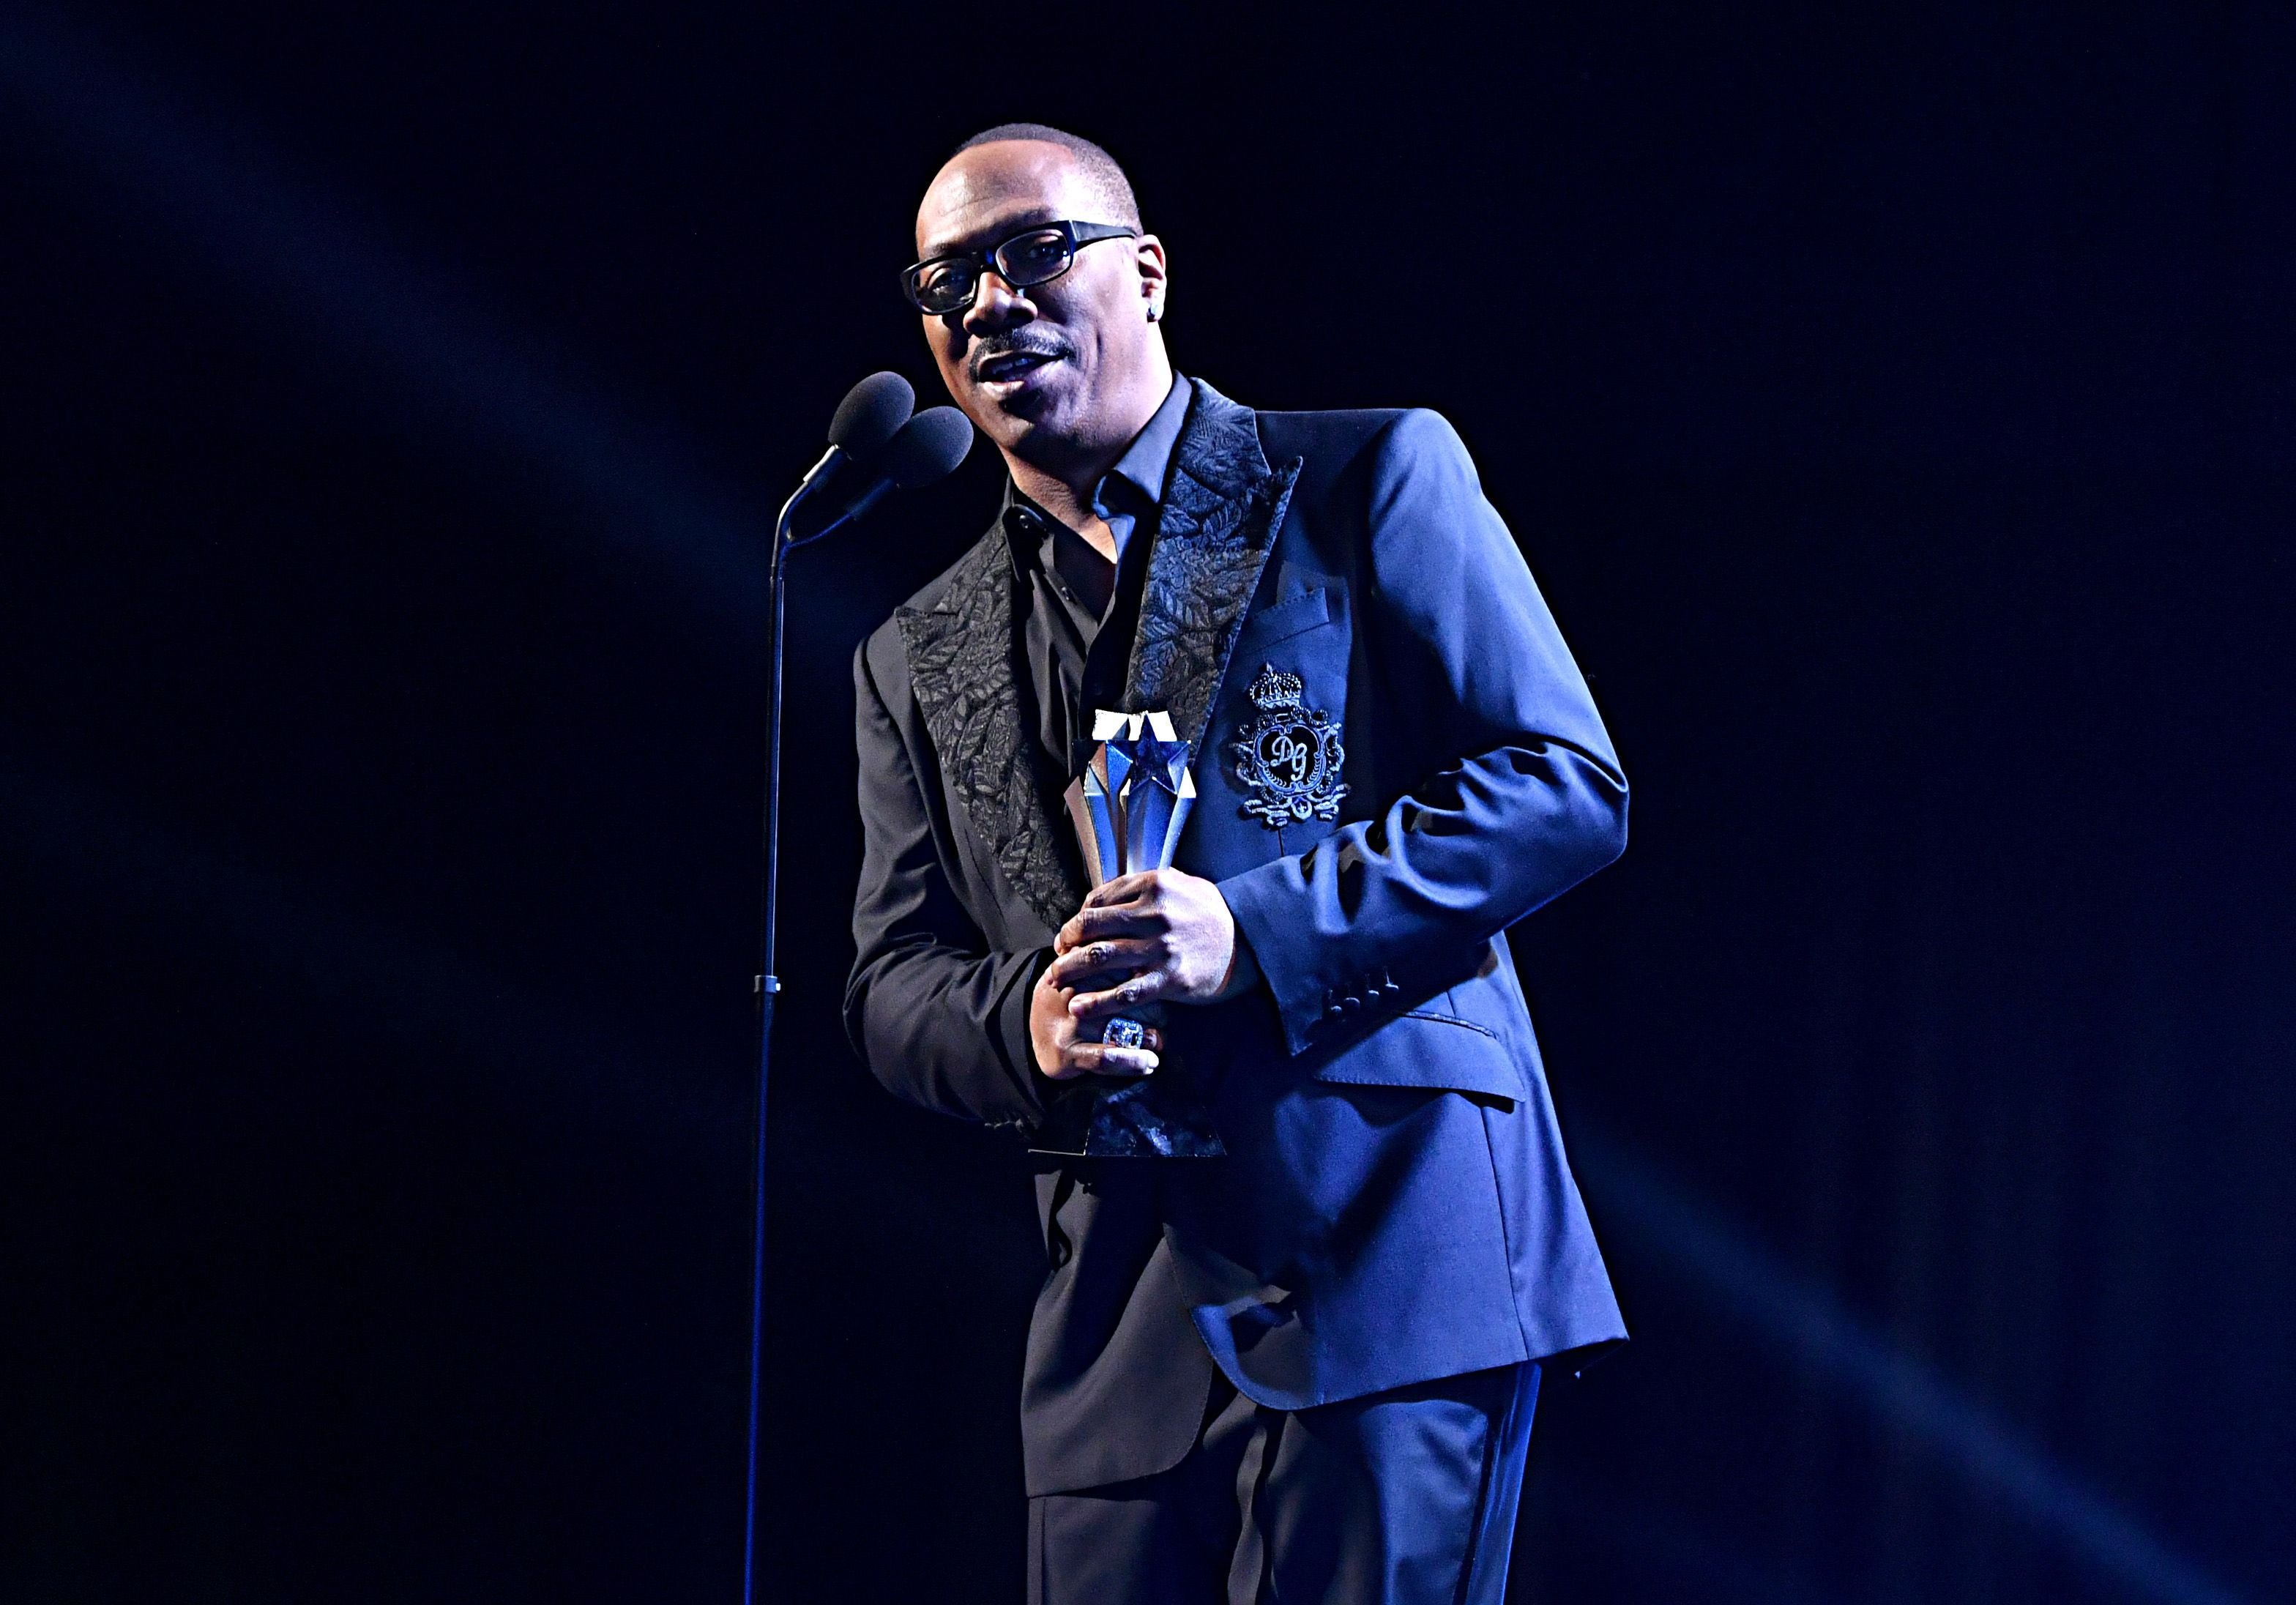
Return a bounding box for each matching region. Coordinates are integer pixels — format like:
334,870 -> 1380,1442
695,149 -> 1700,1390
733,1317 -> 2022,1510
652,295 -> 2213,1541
1122,379 -> 1303,753
895,379 -> 1300,934
894,526 -> 1081,934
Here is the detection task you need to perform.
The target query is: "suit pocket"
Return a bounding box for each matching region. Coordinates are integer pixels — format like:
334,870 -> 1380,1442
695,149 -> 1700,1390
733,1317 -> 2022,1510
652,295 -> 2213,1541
1305,1010 -> 1528,1107
1232,586 -> 1334,654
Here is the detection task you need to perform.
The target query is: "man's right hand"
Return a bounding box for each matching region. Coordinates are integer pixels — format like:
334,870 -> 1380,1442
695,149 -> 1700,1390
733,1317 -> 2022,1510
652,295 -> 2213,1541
1029,957 -> 1162,1080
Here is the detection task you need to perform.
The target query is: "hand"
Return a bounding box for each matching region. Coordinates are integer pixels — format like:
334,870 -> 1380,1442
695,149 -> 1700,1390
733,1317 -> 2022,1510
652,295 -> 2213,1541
1029,964 -> 1161,1080
1044,868 -> 1261,1032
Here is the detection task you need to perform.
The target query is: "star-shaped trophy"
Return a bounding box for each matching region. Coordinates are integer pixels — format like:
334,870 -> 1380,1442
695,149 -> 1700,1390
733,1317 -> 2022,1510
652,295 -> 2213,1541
1032,710 -> 1227,1159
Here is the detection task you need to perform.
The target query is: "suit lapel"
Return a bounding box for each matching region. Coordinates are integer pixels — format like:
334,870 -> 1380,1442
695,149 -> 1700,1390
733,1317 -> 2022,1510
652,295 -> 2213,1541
895,529 -> 1083,934
895,379 -> 1300,934
1123,380 -> 1303,753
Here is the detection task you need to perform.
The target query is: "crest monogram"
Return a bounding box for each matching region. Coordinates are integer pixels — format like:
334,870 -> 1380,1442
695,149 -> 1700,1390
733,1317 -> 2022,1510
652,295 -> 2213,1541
1232,663 -> 1348,826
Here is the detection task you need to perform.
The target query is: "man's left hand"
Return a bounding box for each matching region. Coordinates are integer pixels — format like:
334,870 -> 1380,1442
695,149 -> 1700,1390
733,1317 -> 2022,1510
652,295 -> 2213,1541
1046,868 -> 1261,1026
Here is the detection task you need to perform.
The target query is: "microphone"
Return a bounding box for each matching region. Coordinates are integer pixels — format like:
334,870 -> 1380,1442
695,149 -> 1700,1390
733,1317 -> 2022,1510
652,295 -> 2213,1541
791,371 -> 915,504
744,379 -> 970,1601
884,406 -> 978,486
799,405 -> 974,540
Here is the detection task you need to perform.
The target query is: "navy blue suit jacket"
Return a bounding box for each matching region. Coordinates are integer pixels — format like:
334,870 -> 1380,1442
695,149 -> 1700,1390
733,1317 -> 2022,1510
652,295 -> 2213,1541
847,380 -> 1628,1496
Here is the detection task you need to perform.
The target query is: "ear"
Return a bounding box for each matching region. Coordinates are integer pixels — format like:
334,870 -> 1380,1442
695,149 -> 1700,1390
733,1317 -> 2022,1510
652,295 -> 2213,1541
1135,234 -> 1168,322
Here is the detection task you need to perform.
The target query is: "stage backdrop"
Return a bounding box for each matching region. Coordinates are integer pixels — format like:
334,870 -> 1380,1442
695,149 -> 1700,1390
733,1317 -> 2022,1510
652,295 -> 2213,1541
4,4 -> 2291,1602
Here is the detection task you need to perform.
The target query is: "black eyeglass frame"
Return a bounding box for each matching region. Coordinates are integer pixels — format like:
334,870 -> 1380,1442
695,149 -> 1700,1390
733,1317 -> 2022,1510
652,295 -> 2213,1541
901,220 -> 1140,315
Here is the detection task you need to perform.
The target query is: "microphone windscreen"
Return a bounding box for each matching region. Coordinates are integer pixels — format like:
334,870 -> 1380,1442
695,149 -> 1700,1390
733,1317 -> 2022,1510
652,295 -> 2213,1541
827,372 -> 915,459
884,407 -> 976,488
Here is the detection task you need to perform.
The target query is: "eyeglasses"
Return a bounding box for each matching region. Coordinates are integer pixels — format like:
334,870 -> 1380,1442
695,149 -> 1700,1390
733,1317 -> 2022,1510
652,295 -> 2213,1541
902,220 -> 1139,316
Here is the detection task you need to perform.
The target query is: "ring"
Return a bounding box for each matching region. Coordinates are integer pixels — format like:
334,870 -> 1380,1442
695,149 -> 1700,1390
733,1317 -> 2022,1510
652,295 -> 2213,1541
1101,1018 -> 1149,1049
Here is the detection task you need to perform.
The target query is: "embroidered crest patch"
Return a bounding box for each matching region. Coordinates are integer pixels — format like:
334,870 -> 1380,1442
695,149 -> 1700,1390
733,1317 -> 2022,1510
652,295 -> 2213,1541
1231,663 -> 1348,826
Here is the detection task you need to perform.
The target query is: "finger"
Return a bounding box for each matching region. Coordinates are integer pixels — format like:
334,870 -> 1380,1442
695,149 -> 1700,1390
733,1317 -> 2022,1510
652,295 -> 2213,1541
1070,969 -> 1172,1020
1070,1041 -> 1160,1076
1046,938 -> 1162,990
1083,872 -> 1159,910
1060,904 -> 1168,952
1059,906 -> 1138,950
1075,1021 -> 1164,1054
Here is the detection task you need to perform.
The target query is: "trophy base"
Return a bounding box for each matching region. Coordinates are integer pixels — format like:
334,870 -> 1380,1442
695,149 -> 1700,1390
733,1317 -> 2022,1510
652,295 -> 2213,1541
1027,1076 -> 1227,1160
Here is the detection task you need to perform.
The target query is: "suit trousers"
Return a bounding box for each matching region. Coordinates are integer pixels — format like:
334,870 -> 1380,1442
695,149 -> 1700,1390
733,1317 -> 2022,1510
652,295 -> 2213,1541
1026,1363 -> 1540,1605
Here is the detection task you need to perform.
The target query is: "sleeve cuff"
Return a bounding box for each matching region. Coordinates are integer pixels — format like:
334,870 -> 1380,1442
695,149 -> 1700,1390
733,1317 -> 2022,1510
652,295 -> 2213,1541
1219,857 -> 1332,1056
995,946 -> 1055,1108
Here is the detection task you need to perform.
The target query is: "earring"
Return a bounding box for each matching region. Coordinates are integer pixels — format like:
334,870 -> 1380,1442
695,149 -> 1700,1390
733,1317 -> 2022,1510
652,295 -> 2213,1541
1147,305 -> 1160,323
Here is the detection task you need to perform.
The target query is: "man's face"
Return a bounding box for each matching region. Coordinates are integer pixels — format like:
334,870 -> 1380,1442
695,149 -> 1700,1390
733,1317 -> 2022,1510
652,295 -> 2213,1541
913,141 -> 1164,468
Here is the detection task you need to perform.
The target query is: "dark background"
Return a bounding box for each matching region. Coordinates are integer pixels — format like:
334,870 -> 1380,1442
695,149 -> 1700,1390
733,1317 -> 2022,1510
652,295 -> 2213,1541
4,4 -> 2291,1601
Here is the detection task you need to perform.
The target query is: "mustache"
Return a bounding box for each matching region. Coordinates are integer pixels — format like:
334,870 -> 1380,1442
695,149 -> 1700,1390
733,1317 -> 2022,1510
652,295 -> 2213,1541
968,330 -> 1075,381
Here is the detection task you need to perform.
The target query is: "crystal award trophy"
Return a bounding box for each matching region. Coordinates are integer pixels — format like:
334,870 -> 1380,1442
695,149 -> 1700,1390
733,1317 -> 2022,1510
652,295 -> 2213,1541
1031,710 -> 1227,1159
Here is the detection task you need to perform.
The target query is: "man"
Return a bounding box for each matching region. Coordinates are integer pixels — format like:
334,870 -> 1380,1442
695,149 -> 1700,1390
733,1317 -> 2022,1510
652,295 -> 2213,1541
846,123 -> 1628,1604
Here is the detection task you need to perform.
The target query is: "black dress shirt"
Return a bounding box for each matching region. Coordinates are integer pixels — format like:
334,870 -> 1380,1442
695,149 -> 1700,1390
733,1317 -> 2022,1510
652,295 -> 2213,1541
1004,373 -> 1192,781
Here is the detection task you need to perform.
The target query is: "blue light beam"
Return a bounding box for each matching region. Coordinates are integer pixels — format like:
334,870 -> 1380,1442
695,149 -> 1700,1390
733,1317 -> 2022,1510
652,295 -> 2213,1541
0,4 -> 762,638
1572,1128 -> 2252,1605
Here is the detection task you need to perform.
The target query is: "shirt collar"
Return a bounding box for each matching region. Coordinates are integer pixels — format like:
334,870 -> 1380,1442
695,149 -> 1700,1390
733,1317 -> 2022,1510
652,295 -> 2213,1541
1102,369 -> 1191,514
1000,372 -> 1190,575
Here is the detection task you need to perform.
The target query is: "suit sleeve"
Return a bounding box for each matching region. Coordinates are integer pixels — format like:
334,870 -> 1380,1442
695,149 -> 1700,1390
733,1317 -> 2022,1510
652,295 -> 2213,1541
843,636 -> 1049,1126
1218,409 -> 1629,1054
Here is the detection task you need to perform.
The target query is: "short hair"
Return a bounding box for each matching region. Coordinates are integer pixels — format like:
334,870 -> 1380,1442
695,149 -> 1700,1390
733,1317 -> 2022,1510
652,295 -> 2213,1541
953,122 -> 1141,230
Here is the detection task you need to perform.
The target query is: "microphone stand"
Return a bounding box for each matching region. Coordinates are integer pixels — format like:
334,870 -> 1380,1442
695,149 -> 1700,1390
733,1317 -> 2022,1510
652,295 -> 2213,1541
742,449 -> 863,1605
